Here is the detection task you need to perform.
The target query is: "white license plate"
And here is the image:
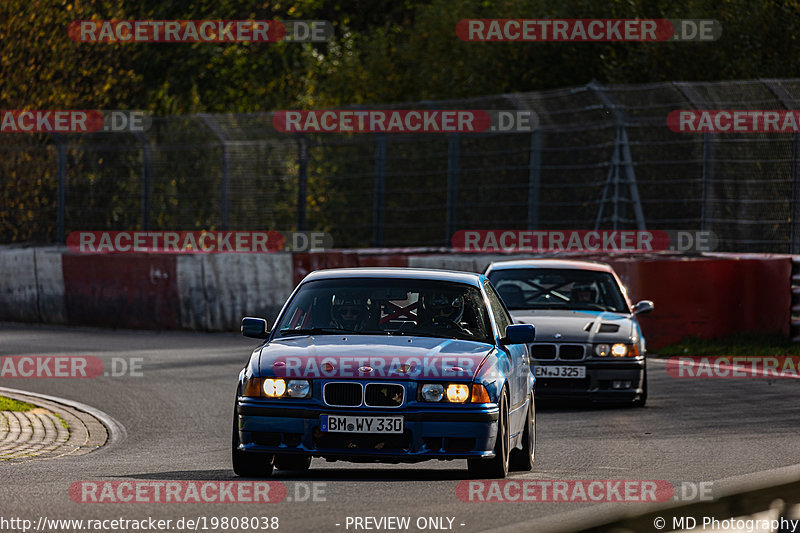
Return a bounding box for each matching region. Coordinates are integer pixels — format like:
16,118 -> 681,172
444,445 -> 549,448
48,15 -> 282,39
320,414 -> 403,434
534,365 -> 586,378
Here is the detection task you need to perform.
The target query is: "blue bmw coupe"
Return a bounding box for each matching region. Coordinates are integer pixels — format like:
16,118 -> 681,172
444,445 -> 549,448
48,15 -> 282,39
232,267 -> 536,479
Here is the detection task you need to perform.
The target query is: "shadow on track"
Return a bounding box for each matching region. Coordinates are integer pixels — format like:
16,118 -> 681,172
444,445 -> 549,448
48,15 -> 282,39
117,465 -> 472,482
537,399 -> 644,412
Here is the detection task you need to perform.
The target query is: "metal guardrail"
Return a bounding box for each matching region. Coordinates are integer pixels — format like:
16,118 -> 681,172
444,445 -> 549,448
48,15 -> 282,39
582,478 -> 800,533
791,257 -> 800,341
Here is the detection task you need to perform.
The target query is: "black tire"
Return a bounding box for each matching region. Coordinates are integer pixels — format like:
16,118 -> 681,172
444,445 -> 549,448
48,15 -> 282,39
632,370 -> 648,407
468,389 -> 509,479
510,392 -> 535,471
231,408 -> 274,477
275,455 -> 312,471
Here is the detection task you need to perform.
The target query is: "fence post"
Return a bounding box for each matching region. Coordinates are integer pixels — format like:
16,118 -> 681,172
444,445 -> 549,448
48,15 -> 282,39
700,133 -> 715,233
527,129 -> 542,230
674,82 -> 714,234
587,81 -> 646,230
297,134 -> 308,231
793,133 -> 800,254
446,134 -> 460,245
762,79 -> 800,253
51,134 -> 67,244
505,93 -> 542,230
134,131 -> 151,231
619,127 -> 646,230
372,134 -> 386,246
197,114 -> 231,230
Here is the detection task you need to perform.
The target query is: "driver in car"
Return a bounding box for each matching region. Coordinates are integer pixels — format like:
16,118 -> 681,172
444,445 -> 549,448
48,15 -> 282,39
416,292 -> 473,336
330,294 -> 371,331
571,284 -> 597,305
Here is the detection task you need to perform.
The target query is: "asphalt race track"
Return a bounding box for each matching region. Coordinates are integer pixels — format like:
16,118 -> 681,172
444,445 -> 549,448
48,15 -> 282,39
2,323 -> 799,533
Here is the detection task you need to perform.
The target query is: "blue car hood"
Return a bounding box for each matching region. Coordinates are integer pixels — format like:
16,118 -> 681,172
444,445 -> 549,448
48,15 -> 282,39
258,334 -> 494,381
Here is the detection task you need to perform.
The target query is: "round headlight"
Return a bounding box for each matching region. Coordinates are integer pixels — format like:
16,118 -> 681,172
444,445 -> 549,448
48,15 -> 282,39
446,384 -> 470,403
595,344 -> 610,357
286,379 -> 310,398
421,383 -> 444,402
611,343 -> 628,357
263,378 -> 286,397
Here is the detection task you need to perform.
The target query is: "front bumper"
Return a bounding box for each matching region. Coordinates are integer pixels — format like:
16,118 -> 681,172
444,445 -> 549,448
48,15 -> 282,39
532,359 -> 645,402
236,400 -> 500,462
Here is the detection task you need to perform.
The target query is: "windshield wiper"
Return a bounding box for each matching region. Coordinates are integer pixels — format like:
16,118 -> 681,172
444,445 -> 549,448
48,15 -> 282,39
279,326 -> 361,336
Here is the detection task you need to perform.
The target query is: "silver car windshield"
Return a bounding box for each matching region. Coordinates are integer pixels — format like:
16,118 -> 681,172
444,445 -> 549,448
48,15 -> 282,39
275,278 -> 493,343
488,268 -> 628,313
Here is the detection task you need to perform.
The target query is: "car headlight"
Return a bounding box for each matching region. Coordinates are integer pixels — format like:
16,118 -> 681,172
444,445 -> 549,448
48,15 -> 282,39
446,384 -> 470,403
419,383 -> 489,403
595,343 -> 641,358
286,379 -> 311,398
420,383 -> 444,402
241,378 -> 311,398
611,343 -> 628,357
263,378 -> 287,397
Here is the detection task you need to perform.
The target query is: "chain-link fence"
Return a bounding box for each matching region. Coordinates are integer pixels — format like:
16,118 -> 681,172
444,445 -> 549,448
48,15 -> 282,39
3,78 -> 800,252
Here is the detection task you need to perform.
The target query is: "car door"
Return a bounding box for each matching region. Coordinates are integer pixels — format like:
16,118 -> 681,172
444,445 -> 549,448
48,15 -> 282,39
484,280 -> 528,435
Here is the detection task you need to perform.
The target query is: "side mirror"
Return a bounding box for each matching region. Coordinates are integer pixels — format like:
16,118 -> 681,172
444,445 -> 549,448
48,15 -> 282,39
241,317 -> 269,339
632,300 -> 654,315
502,324 -> 536,345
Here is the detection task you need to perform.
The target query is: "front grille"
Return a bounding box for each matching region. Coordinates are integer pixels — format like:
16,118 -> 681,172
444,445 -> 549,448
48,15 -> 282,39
313,430 -> 412,452
559,344 -> 585,360
365,383 -> 404,407
324,383 -> 362,406
530,344 -> 557,359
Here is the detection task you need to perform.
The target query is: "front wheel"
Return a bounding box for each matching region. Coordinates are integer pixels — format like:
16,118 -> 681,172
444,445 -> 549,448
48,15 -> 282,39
232,408 -> 274,477
510,392 -> 535,471
468,390 -> 509,479
632,371 -> 648,407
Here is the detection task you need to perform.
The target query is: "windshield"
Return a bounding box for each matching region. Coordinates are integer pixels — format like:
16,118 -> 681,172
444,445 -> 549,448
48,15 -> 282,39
487,268 -> 628,313
275,278 -> 493,343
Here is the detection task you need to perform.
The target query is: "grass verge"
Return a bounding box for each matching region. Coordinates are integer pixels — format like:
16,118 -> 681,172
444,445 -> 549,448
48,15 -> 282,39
0,396 -> 36,412
657,333 -> 800,357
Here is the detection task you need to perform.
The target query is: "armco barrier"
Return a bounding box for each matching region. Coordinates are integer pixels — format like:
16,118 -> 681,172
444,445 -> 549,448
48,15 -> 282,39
0,247 -> 792,348
0,246 -> 66,324
0,247 -> 41,322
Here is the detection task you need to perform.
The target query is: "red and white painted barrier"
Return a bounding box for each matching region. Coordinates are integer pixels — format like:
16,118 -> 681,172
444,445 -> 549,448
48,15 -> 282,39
0,246 -> 791,350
